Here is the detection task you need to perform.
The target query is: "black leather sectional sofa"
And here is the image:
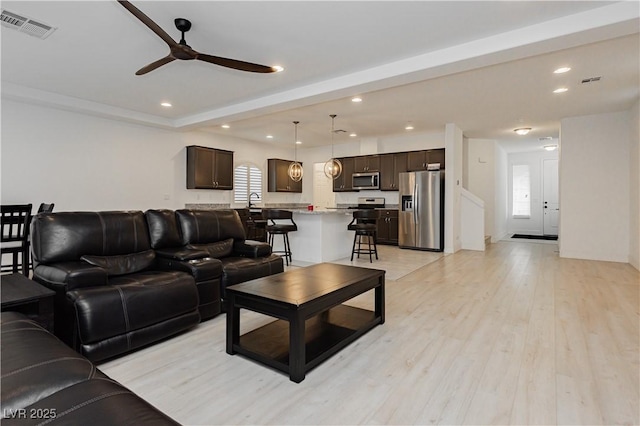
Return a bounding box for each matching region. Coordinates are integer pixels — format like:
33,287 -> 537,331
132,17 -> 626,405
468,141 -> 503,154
1,311 -> 178,425
30,208 -> 283,362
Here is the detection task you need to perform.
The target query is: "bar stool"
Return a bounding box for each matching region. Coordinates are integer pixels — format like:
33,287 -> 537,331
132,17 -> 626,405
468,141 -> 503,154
348,209 -> 379,263
263,209 -> 297,266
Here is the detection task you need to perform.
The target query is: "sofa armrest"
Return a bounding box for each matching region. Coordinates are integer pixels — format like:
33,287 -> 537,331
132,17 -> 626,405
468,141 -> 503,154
155,247 -> 209,261
233,240 -> 272,258
33,262 -> 109,291
155,256 -> 223,282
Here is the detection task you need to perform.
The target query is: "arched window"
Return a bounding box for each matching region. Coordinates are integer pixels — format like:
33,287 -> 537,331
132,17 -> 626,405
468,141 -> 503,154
234,163 -> 262,205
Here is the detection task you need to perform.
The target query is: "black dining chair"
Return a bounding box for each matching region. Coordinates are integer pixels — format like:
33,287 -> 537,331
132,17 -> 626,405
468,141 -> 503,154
263,209 -> 297,266
37,203 -> 55,214
1,204 -> 33,275
348,209 -> 379,263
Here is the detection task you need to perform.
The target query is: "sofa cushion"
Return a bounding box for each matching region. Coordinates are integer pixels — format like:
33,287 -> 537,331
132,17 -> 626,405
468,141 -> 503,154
0,312 -> 105,414
145,209 -> 182,249
0,312 -> 180,426
233,240 -> 272,258
188,238 -> 234,259
81,250 -> 155,276
67,271 -> 198,345
175,209 -> 245,245
5,378 -> 180,426
220,255 -> 284,296
31,211 -> 151,264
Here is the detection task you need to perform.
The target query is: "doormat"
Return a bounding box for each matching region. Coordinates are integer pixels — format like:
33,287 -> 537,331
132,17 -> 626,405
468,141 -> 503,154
512,234 -> 558,241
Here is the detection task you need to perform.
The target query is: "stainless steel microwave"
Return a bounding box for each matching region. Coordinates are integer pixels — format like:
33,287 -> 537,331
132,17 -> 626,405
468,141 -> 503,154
352,172 -> 380,190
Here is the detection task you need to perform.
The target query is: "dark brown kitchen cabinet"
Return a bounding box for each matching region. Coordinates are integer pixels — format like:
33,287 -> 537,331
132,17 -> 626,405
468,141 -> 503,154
354,155 -> 380,173
186,146 -> 234,189
377,209 -> 399,245
267,159 -> 302,193
380,152 -> 407,191
407,149 -> 445,171
333,157 -> 356,192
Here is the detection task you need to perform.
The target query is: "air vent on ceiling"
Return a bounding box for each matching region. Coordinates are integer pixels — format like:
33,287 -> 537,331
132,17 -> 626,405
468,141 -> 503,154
1,9 -> 56,39
333,129 -> 348,134
539,137 -> 553,141
581,76 -> 602,84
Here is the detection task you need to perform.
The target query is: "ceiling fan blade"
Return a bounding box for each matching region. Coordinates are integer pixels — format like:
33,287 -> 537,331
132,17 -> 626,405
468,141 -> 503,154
118,0 -> 177,47
136,56 -> 176,75
196,53 -> 277,73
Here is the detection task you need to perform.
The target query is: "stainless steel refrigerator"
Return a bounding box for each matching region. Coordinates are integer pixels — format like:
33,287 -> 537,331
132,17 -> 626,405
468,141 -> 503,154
398,169 -> 444,251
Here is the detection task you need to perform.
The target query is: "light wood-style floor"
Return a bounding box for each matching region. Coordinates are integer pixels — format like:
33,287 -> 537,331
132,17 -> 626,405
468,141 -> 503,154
100,241 -> 639,425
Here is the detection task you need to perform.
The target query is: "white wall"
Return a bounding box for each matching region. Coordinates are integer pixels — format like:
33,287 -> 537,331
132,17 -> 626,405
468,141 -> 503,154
494,144 -> 508,241
506,148 -> 559,236
465,138 -> 510,242
559,111 -> 631,263
1,100 -> 294,211
629,99 -> 639,270
445,123 -> 463,253
1,100 -> 449,213
466,139 -> 496,239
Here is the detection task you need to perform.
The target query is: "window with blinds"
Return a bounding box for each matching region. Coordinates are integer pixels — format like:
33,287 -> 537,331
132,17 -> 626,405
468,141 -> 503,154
234,164 -> 262,205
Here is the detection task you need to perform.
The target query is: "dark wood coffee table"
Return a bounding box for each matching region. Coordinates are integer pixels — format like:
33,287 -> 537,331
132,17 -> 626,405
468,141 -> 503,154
226,263 -> 385,382
1,273 -> 55,332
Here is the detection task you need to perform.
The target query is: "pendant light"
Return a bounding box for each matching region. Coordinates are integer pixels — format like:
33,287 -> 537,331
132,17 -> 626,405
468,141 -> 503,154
324,114 -> 343,180
288,121 -> 303,182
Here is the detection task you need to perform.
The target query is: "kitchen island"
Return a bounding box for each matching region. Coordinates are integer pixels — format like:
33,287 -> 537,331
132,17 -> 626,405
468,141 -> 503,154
269,209 -> 354,265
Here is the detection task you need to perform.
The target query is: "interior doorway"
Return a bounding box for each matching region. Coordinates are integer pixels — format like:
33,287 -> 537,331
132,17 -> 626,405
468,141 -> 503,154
543,158 -> 559,236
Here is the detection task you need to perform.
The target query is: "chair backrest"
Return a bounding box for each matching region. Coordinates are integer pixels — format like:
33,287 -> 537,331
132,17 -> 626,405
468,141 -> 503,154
1,204 -> 32,243
262,209 -> 293,220
353,209 -> 379,222
262,209 -> 297,229
37,203 -> 55,213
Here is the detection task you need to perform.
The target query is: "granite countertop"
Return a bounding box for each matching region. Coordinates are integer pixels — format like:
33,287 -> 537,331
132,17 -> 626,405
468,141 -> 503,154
290,209 -> 352,215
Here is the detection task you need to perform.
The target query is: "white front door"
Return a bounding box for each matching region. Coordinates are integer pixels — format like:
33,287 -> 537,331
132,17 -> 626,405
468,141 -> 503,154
543,159 -> 559,235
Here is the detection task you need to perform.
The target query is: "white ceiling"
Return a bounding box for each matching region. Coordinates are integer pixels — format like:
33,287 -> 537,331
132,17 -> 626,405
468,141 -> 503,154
1,1 -> 639,153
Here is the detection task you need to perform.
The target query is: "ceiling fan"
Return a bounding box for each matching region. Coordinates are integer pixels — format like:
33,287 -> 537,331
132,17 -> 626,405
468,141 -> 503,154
118,0 -> 280,75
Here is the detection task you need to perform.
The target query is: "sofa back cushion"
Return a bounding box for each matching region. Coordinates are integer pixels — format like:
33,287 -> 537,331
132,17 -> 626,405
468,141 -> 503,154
31,211 -> 151,264
145,209 -> 182,249
175,210 -> 245,245
81,249 -> 156,276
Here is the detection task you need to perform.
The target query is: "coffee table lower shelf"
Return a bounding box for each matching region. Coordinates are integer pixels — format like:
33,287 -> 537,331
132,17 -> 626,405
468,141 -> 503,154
232,304 -> 379,379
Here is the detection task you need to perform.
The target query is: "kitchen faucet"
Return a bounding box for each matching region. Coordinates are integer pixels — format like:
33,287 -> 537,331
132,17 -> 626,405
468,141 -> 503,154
248,192 -> 260,208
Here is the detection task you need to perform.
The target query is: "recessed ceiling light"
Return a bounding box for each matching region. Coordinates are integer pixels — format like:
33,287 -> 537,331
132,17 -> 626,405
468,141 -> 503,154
543,145 -> 558,151
160,102 -> 172,107
296,140 -> 302,145
553,87 -> 569,93
351,97 -> 362,103
272,65 -> 284,72
349,133 -> 357,137
514,127 -> 531,135
554,67 -> 571,74
405,122 -> 414,131
266,135 -> 274,139
221,124 -> 230,129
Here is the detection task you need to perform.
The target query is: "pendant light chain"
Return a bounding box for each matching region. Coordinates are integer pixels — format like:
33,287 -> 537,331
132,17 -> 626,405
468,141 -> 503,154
324,114 -> 343,179
288,121 -> 303,182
